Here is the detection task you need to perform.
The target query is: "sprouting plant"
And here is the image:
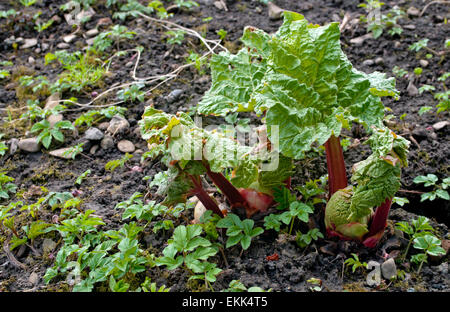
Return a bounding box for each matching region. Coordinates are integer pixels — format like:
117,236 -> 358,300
0,9 -> 17,19
0,69 -> 10,79
155,224 -> 218,276
93,25 -> 136,52
20,0 -> 37,7
216,213 -> 264,251
11,220 -> 52,251
409,39 -> 429,52
411,234 -> 446,273
173,0 -> 199,9
186,51 -> 208,75
166,30 -> 186,45
344,253 -> 368,273
216,29 -> 228,41
117,84 -> 146,103
52,209 -> 105,244
395,216 -> 434,261
418,84 -> 436,94
147,1 -> 171,19
0,202 -> 21,236
413,174 -> 449,202
392,196 -> 409,207
392,66 -> 408,78
414,67 -> 423,76
44,191 -> 74,211
34,19 -> 54,33
0,172 -> 17,200
20,197 -> 46,219
75,169 -> 91,185
435,90 -> 449,113
63,142 -> 86,160
30,119 -> 75,149
47,51 -> 107,94
358,1 -> 404,38
0,134 -> 8,157
296,228 -> 324,248
223,279 -> 271,292
105,153 -> 134,171
74,106 -> 127,127
138,277 -> 170,292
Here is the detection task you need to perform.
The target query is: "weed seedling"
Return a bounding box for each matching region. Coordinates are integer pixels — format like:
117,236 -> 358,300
413,174 -> 449,201
411,234 -> 446,273
31,120 -> 75,149
344,253 -> 368,273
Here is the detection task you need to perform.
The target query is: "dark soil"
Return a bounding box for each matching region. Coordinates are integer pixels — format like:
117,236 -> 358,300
0,0 -> 448,292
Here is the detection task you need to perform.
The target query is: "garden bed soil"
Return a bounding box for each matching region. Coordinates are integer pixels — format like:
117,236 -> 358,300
0,0 -> 448,292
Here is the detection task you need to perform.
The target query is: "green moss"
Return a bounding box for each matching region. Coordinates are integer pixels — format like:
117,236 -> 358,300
186,278 -> 207,292
342,282 -> 368,292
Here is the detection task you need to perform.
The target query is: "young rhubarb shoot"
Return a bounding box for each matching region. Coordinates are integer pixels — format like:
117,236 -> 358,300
139,107 -> 291,218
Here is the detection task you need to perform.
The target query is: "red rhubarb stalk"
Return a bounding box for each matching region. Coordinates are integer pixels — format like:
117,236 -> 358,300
362,198 -> 392,248
204,165 -> 248,210
188,175 -> 224,218
324,135 -> 348,198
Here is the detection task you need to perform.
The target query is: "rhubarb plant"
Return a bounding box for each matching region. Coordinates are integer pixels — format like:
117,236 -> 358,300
139,107 -> 293,218
197,11 -> 409,247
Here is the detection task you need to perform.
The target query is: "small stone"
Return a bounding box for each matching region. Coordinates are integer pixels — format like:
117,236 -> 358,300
403,24 -> 416,30
49,147 -> 76,159
407,81 -> 419,96
28,56 -> 35,64
213,1 -> 226,10
268,2 -> 284,20
125,61 -> 134,68
90,144 -> 99,155
51,15 -> 62,24
193,200 -> 207,224
166,89 -> 184,103
97,17 -> 112,27
45,93 -> 61,110
28,272 -> 39,285
47,114 -> 63,127
20,38 -> 38,49
419,60 -> 429,68
407,6 -> 420,17
350,33 -> 372,46
86,28 -> 99,37
42,238 -> 56,254
134,149 -> 143,155
432,120 -> 449,131
84,127 -> 104,141
362,59 -> 375,66
375,57 -> 384,65
100,135 -> 114,150
98,121 -> 110,131
9,138 -> 19,155
117,140 -> 135,153
63,34 -> 77,43
107,115 -> 130,135
57,42 -> 70,49
394,41 -> 401,49
41,43 -> 49,51
18,138 -> 40,153
381,258 -> 397,280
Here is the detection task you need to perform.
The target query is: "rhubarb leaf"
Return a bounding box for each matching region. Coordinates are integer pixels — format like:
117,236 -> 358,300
198,11 -> 399,159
